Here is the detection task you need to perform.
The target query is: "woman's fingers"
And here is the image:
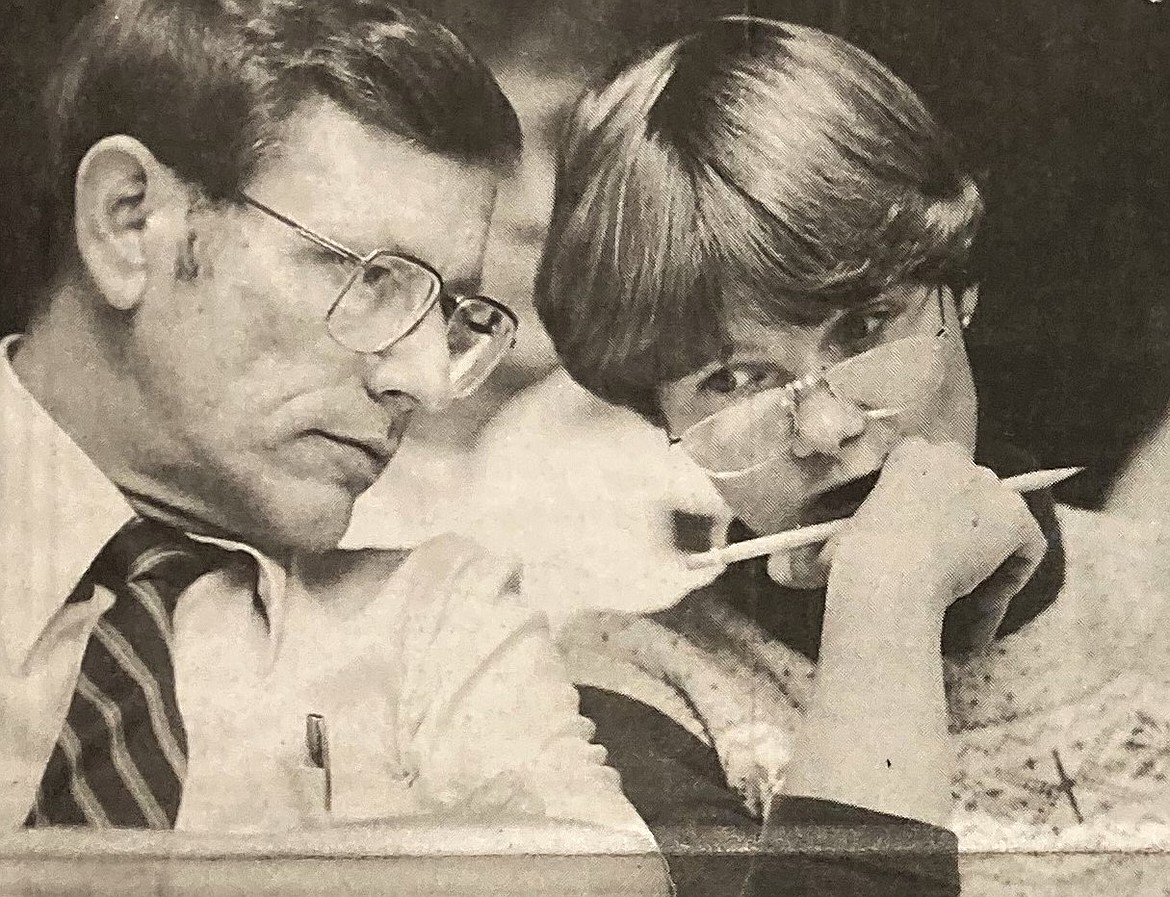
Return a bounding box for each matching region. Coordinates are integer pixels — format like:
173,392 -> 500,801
832,437 -> 1050,622
965,502 -> 1047,650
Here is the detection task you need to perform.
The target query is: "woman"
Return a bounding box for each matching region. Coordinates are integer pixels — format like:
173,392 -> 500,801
522,17 -> 1170,896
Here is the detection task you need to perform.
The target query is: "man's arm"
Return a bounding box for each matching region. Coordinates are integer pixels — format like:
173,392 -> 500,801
395,536 -> 655,843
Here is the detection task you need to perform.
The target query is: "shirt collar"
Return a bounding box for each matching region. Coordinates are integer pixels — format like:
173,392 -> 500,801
0,334 -> 285,668
187,533 -> 288,659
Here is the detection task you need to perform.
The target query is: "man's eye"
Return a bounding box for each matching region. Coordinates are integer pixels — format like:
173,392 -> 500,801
312,249 -> 353,275
698,366 -> 774,396
363,263 -> 396,286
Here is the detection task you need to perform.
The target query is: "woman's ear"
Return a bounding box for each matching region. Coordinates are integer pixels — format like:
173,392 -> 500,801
73,135 -> 188,312
958,284 -> 979,328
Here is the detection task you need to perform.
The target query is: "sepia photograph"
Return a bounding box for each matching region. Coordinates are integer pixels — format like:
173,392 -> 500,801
0,0 -> 1167,894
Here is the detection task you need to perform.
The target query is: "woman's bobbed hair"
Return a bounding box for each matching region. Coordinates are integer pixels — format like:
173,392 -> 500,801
535,17 -> 983,418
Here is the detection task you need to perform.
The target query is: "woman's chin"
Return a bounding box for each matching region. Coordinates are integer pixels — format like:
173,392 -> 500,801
766,544 -> 829,590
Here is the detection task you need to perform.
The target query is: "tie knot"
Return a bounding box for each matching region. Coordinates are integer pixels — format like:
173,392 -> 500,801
92,518 -> 221,596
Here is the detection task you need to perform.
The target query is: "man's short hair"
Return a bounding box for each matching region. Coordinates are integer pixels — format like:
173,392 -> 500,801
41,0 -> 522,284
535,18 -> 983,418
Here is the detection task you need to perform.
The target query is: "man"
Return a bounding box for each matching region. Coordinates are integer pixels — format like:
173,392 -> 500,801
0,0 -> 648,838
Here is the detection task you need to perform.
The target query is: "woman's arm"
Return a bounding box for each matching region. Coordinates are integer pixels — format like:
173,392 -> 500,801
579,686 -> 959,897
783,540 -> 953,825
782,438 -> 1047,826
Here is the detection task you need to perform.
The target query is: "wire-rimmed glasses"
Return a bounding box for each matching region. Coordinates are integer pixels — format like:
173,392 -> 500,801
239,194 -> 518,399
672,287 -> 953,477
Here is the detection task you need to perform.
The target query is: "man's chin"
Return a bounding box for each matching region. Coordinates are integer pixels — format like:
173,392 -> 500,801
250,484 -> 358,556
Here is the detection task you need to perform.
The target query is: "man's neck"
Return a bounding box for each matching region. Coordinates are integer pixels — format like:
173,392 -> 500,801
12,288 -> 317,565
13,286 -> 143,480
13,289 -> 233,543
119,484 -> 292,565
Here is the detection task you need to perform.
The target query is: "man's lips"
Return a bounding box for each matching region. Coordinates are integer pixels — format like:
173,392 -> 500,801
802,469 -> 883,526
307,407 -> 414,468
300,427 -> 405,489
321,432 -> 395,467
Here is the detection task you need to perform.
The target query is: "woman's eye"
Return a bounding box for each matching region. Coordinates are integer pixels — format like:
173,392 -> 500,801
462,302 -> 502,335
841,308 -> 895,347
698,366 -> 774,397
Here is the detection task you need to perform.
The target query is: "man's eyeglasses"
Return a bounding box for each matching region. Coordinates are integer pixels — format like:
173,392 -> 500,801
672,287 -> 958,476
238,194 -> 518,399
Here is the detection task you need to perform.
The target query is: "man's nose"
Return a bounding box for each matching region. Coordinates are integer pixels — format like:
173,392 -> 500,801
789,382 -> 867,459
362,302 -> 454,412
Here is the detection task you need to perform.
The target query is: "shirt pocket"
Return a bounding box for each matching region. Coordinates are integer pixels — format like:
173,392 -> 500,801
327,709 -> 421,821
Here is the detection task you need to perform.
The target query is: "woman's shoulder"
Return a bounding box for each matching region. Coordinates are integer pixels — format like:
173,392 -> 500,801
1057,504 -> 1170,579
555,589 -> 738,693
559,582 -> 812,740
979,505 -> 1170,664
1058,501 -> 1170,556
557,604 -> 716,743
944,505 -> 1170,728
1055,504 -> 1170,665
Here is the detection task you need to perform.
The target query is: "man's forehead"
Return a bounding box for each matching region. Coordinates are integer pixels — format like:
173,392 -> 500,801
246,98 -> 500,281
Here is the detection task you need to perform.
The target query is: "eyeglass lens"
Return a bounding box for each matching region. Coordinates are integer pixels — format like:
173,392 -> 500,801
327,253 -> 516,397
447,298 -> 516,398
328,251 -> 441,354
679,333 -> 947,474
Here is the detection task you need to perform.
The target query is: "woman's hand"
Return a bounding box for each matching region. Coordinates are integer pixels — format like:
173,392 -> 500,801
794,437 -> 1048,641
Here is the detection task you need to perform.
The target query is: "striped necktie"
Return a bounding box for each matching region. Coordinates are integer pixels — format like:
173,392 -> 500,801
27,518 -> 220,828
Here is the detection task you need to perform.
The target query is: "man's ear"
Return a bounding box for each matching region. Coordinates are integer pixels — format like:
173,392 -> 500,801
73,135 -> 189,312
958,284 -> 979,328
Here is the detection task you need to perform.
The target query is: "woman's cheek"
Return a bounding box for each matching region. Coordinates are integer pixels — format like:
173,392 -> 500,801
708,456 -> 806,536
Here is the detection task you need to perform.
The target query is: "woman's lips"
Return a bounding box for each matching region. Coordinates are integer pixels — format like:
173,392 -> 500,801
776,470 -> 884,589
801,469 -> 883,526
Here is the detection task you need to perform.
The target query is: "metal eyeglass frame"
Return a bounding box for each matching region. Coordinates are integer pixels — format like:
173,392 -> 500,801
667,284 -> 958,448
236,192 -> 519,357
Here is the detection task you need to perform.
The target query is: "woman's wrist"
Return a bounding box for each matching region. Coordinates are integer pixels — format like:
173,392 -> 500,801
828,531 -> 950,635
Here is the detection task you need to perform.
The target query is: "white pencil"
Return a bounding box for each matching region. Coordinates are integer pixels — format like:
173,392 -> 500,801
684,467 -> 1083,570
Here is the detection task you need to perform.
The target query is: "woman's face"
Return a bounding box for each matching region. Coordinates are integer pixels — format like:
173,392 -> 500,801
656,281 -> 978,587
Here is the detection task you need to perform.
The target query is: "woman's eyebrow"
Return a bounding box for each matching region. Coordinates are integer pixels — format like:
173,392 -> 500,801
858,291 -> 912,310
704,349 -> 798,386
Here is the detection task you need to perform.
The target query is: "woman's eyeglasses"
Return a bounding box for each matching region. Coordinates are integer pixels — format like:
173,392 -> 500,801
672,287 -> 955,476
239,194 -> 518,399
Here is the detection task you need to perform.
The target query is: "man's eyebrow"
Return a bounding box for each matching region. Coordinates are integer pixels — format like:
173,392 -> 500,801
444,275 -> 483,297
313,232 -> 484,296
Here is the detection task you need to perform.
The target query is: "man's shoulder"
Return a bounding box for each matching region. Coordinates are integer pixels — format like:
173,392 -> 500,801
298,533 -> 523,614
292,536 -> 540,695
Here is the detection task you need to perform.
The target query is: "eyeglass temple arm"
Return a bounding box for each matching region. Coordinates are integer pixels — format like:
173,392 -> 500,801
237,194 -> 364,264
935,281 -> 979,333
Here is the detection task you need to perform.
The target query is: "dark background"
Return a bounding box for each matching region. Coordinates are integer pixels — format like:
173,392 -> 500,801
3,0 -> 1167,506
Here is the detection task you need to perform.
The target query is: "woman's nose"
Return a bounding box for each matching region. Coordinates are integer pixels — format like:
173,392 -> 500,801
789,382 -> 867,459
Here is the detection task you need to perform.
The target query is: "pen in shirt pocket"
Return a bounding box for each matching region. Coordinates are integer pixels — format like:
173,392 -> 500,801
305,713 -> 333,814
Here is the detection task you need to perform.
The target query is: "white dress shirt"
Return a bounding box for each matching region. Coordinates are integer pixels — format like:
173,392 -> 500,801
0,335 -> 649,841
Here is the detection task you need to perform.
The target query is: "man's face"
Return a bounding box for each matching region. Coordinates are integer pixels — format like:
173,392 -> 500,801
122,99 -> 499,554
657,282 -> 978,586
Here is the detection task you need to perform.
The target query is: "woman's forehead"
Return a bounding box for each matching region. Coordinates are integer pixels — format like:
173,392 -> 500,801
719,314 -> 807,358
720,280 -> 932,351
